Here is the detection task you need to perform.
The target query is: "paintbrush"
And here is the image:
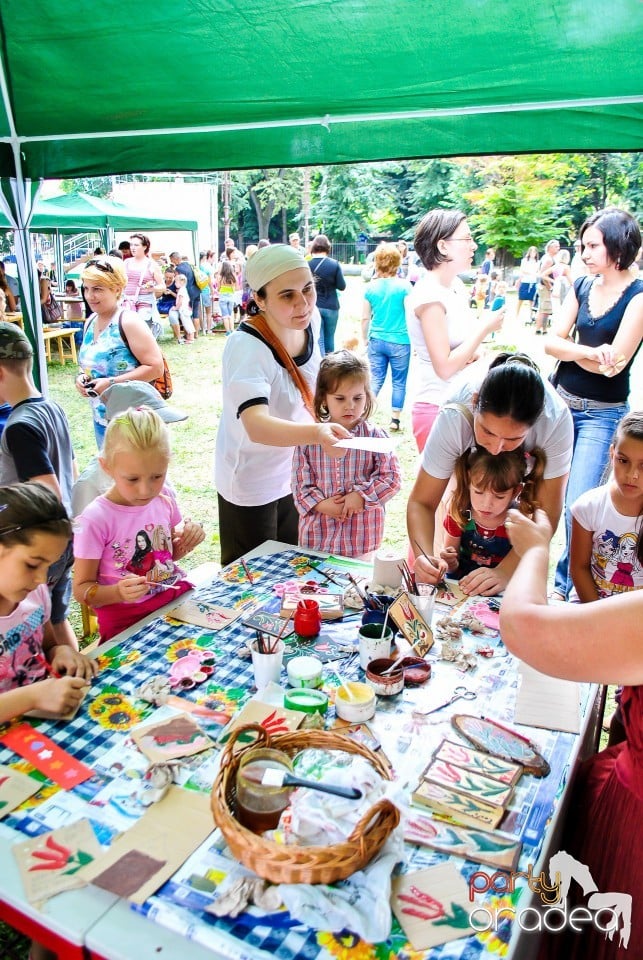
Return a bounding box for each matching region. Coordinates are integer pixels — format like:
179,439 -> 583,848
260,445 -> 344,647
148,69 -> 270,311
267,609 -> 295,654
413,539 -> 446,589
243,765 -> 362,799
240,558 -> 255,585
347,573 -> 370,606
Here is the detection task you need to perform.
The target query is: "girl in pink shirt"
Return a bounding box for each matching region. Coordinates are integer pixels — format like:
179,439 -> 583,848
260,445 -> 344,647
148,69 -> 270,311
73,407 -> 205,642
0,481 -> 95,723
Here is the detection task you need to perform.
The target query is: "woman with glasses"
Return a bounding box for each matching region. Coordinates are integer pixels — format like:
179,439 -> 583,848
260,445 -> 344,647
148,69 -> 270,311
76,256 -> 163,447
406,209 -> 505,454
407,352 -> 574,596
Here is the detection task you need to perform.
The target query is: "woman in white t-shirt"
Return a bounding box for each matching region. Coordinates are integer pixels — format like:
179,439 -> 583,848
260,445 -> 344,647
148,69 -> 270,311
407,209 -> 504,453
407,352 -> 573,596
214,245 -> 350,565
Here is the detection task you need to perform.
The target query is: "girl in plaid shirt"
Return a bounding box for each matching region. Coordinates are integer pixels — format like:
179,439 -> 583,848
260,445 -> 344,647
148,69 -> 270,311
292,351 -> 402,557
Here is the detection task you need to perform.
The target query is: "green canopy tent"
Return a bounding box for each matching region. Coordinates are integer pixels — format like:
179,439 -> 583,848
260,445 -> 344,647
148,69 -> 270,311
0,0 -> 642,384
30,192 -> 198,289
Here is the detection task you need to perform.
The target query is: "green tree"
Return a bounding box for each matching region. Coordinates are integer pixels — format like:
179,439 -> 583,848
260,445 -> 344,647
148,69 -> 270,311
464,156 -> 567,262
311,164 -> 395,241
59,176 -> 113,198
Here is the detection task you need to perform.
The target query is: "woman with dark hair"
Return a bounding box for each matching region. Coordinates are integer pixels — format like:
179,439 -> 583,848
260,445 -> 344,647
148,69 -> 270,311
0,261 -> 17,313
407,209 -> 504,452
545,207 -> 643,600
123,233 -> 164,336
308,234 -> 346,354
407,352 -> 573,595
126,530 -> 155,575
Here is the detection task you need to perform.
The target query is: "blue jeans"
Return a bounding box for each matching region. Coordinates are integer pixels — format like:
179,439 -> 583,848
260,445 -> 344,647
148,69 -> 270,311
554,400 -> 628,598
367,338 -> 411,412
318,308 -> 339,354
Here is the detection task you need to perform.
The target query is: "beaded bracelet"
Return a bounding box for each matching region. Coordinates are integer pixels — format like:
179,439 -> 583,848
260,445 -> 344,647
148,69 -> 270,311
83,582 -> 99,607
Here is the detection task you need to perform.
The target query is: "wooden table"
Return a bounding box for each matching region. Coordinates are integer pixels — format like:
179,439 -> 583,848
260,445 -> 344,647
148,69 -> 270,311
4,311 -> 24,329
42,326 -> 78,364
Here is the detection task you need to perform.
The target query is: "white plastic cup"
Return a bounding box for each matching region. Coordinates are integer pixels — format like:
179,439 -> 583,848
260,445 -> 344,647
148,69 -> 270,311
414,593 -> 435,626
358,623 -> 393,670
251,640 -> 285,691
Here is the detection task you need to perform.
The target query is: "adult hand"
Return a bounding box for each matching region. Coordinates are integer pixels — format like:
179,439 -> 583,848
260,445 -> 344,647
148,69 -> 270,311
504,508 -> 553,557
49,647 -> 98,681
75,374 -> 93,397
459,565 -> 509,597
32,676 -> 89,716
316,422 -> 350,459
590,343 -> 626,377
483,306 -> 505,334
414,553 -> 448,585
439,546 -> 460,573
117,575 -> 150,603
90,377 -> 115,396
172,519 -> 205,560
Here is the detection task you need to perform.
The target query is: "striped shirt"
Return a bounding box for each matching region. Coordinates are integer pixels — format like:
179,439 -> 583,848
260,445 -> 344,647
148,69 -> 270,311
292,420 -> 402,557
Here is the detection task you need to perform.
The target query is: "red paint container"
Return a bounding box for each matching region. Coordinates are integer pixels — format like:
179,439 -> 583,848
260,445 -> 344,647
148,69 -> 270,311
293,599 -> 321,637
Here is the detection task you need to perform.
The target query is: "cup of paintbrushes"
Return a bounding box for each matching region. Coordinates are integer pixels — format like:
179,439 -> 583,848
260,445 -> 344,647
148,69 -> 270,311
250,634 -> 285,692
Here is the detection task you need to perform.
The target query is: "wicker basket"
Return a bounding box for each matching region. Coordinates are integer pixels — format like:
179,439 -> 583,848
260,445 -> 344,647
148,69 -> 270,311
211,723 -> 400,884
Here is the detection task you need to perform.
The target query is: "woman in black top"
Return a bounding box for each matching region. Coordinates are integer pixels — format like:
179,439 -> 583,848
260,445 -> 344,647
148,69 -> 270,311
308,234 -> 346,354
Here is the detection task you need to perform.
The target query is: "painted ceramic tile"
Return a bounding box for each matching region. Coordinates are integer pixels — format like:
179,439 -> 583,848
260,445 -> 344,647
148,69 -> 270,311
131,714 -> 213,762
389,593 -> 434,656
422,757 -> 515,806
404,811 -> 522,871
435,579 -> 467,607
13,818 -> 100,904
434,739 -> 522,786
241,611 -> 296,639
411,778 -> 504,831
391,862 -> 473,950
0,765 -> 41,818
217,700 -> 305,753
280,588 -> 344,620
167,598 -> 241,630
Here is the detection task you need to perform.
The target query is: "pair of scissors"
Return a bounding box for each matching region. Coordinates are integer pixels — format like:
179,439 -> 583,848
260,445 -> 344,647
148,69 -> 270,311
417,686 -> 477,717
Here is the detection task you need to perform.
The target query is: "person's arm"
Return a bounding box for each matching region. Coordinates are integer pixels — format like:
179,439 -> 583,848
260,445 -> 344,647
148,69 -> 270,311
335,263 -> 347,292
73,556 -> 149,607
406,467 -> 449,583
239,405 -> 350,458
417,300 -> 502,381
440,517 -> 462,573
361,299 -> 372,343
92,314 -> 163,395
150,261 -> 165,296
4,287 -> 16,311
501,509 -> 643,684
291,444 -> 327,516
42,622 -> 98,680
0,676 -> 89,724
569,517 -> 600,602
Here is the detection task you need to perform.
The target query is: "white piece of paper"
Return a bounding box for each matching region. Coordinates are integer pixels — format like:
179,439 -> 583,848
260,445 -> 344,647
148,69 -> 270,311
514,662 -> 580,734
335,436 -> 398,453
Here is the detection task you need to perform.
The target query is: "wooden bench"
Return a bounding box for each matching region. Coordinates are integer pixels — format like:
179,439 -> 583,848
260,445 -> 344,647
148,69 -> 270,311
42,327 -> 78,364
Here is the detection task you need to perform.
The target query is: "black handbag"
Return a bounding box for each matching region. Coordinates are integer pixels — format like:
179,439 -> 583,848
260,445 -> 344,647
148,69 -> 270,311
42,291 -> 63,324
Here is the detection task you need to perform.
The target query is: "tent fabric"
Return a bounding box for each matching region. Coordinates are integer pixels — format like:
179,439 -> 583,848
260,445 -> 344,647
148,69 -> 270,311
0,179 -> 48,389
1,0 -> 642,180
30,194 -> 198,233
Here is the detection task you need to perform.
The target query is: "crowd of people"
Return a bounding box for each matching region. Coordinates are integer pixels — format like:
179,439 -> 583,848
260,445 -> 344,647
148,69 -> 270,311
0,206 -> 642,960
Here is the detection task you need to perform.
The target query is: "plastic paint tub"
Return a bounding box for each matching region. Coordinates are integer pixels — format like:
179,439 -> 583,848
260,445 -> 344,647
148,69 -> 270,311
284,688 -> 329,715
286,655 -> 323,689
335,682 -> 376,722
399,656 -> 431,686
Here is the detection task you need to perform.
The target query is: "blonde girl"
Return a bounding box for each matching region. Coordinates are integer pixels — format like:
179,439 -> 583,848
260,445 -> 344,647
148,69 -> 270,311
292,350 -> 401,557
441,446 -> 545,581
0,482 -> 95,723
73,407 -> 205,643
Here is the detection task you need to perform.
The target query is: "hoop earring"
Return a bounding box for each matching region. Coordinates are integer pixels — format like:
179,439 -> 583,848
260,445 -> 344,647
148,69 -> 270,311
319,402 -> 329,420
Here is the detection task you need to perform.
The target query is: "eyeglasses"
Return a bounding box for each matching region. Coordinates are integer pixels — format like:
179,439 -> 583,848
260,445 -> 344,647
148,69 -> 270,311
85,258 -> 115,273
446,236 -> 475,243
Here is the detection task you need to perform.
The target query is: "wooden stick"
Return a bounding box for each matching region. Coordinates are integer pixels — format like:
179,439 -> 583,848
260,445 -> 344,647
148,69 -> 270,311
267,609 -> 295,654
